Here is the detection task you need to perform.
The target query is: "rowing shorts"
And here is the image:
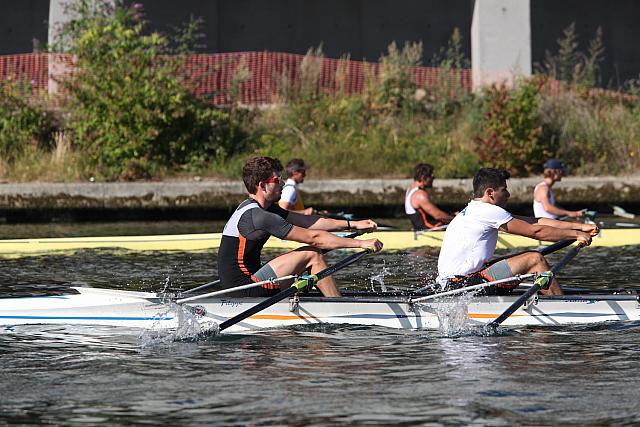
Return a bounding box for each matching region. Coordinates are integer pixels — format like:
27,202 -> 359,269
446,259 -> 516,296
225,264 -> 281,298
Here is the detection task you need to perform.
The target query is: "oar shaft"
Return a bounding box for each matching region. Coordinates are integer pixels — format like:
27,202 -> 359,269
550,243 -> 584,274
487,243 -> 585,329
487,284 -> 540,327
218,286 -> 298,331
315,249 -> 371,281
218,250 -> 371,332
539,239 -> 575,256
177,275 -> 297,304
490,238 -> 574,264
412,274 -> 535,303
181,279 -> 220,295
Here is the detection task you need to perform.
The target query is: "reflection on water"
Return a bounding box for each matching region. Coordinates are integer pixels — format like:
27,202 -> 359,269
1,221 -> 639,426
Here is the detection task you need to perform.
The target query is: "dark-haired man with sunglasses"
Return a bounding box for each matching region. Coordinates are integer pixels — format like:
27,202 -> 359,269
218,156 -> 383,297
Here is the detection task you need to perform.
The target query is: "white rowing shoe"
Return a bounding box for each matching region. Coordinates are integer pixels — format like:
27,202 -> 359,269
1,286 -> 638,333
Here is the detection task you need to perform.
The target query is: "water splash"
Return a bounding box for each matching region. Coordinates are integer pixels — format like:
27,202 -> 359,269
369,261 -> 389,292
419,291 -> 480,337
138,299 -> 219,347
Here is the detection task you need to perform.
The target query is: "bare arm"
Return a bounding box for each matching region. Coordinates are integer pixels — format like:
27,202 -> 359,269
281,201 -> 313,215
287,212 -> 377,232
285,226 -> 383,252
501,217 -> 592,245
513,215 -> 597,233
534,185 -> 583,218
413,191 -> 454,223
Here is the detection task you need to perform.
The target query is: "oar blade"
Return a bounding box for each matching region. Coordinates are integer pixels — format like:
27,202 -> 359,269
612,205 -> 635,219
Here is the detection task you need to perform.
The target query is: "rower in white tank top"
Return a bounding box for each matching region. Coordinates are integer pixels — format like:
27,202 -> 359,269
533,159 -> 584,220
533,182 -> 558,219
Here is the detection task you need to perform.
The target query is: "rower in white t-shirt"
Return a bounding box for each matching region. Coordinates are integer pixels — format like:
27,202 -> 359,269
437,168 -> 596,296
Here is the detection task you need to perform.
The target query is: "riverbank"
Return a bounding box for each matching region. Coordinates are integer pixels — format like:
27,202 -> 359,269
1,176 -> 638,222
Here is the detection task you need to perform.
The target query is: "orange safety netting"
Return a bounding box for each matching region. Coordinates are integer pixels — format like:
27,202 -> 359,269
0,52 -> 472,106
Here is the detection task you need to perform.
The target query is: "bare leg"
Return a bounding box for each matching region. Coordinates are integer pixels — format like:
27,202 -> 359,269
506,251 -> 562,295
266,246 -> 341,297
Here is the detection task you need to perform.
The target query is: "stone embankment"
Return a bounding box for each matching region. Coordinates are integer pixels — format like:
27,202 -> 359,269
0,176 -> 639,221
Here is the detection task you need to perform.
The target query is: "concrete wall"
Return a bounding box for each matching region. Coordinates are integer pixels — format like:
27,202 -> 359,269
1,177 -> 639,222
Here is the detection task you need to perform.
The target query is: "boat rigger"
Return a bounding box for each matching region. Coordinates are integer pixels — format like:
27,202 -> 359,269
0,227 -> 639,257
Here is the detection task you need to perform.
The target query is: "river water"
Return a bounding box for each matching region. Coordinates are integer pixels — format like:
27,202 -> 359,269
1,221 -> 640,426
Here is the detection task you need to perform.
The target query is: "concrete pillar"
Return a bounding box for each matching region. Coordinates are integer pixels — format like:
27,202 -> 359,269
471,0 -> 531,90
48,0 -> 70,95
48,0 -> 67,46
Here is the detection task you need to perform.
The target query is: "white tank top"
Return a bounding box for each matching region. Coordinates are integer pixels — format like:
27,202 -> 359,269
405,187 -> 419,214
533,182 -> 557,219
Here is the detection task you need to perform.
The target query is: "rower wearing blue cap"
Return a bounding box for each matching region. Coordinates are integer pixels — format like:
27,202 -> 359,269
533,159 -> 584,219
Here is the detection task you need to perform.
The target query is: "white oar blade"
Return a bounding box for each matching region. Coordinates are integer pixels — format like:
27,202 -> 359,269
613,205 -> 635,219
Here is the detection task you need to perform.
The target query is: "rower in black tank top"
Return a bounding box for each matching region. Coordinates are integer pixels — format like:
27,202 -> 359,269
405,187 -> 442,230
218,199 -> 293,297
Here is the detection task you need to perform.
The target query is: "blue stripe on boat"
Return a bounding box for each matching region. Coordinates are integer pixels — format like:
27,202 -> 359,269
0,315 -> 173,321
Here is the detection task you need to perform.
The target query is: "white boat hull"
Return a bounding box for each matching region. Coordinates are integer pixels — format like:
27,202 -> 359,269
1,287 -> 638,333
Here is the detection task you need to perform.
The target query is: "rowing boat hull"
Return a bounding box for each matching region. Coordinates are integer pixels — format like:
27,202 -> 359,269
0,227 -> 639,257
1,287 -> 638,333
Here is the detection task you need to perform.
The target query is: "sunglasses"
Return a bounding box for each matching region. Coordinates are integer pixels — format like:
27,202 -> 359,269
264,176 -> 283,184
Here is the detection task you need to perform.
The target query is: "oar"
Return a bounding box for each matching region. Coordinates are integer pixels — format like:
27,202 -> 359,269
612,205 -> 636,219
409,238 -> 576,294
176,275 -> 297,304
410,273 -> 536,303
218,249 -> 371,332
488,238 -> 575,264
485,241 -> 585,330
315,210 -> 396,230
181,230 -> 364,295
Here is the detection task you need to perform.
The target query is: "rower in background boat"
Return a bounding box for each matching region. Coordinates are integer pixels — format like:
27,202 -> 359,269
218,156 -> 383,298
405,163 -> 455,230
437,168 -> 597,296
279,158 -> 313,215
533,159 -> 585,220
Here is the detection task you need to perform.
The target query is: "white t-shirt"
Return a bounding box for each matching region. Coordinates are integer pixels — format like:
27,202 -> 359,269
279,178 -> 298,205
437,200 -> 513,284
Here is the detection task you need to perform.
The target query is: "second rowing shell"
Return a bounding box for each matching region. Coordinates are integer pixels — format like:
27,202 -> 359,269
0,228 -> 638,257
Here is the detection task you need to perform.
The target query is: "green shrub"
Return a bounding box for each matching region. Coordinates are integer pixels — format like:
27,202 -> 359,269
474,78 -> 552,176
0,81 -> 55,163
52,0 -> 241,180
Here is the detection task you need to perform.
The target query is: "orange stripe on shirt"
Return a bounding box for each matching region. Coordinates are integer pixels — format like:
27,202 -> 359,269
237,235 -> 260,283
418,208 -> 442,229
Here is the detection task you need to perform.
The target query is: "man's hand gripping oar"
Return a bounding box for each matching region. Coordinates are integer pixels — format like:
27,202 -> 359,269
217,248 -> 376,332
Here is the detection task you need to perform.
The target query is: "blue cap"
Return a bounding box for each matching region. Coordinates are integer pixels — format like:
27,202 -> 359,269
544,159 -> 565,170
